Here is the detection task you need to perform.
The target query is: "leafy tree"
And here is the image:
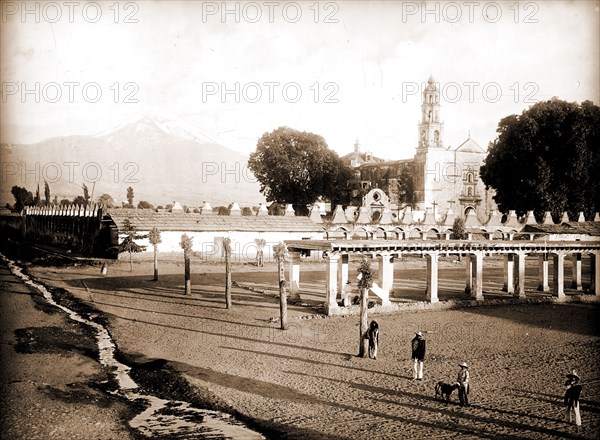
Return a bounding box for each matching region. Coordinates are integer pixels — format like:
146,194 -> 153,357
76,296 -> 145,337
11,186 -> 33,211
481,99 -> 600,220
34,184 -> 41,206
214,206 -> 229,215
97,193 -> 115,208
148,227 -> 162,281
241,207 -> 253,216
451,217 -> 467,239
72,196 -> 86,206
248,126 -> 353,215
357,259 -> 373,358
118,219 -> 147,271
60,199 -> 71,206
396,172 -> 416,209
180,233 -> 193,294
82,184 -> 90,206
44,181 -> 51,206
137,200 -> 154,210
126,187 -> 134,208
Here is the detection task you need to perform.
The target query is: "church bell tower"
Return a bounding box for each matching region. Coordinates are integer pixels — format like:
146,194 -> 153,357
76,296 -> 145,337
417,75 -> 444,150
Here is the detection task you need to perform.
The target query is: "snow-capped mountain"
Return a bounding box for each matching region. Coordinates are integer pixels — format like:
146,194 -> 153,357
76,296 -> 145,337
1,115 -> 264,208
97,113 -> 218,145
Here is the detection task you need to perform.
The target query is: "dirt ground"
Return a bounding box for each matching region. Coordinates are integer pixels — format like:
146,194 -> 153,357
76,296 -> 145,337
2,244 -> 600,439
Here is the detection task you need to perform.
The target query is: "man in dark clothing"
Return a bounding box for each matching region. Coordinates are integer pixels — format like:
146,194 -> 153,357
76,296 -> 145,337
564,370 -> 583,427
411,331 -> 426,380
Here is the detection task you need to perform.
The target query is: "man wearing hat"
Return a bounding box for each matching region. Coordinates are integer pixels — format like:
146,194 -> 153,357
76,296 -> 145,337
457,362 -> 470,406
564,370 -> 583,427
411,331 -> 426,380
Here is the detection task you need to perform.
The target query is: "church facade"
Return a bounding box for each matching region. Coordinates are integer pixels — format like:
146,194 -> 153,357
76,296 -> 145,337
343,75 -> 496,221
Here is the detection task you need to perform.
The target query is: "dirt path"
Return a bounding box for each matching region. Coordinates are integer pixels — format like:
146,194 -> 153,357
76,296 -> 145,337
0,262 -> 138,440
18,255 -> 599,439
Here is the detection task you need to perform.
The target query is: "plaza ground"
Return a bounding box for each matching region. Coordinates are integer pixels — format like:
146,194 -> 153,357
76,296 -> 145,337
2,246 -> 599,439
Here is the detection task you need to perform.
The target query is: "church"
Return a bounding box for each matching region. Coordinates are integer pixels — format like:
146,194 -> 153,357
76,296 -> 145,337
342,75 -> 496,221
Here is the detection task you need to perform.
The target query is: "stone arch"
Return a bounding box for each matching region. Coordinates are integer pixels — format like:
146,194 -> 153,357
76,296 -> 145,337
426,227 -> 440,239
464,206 -> 475,216
373,226 -> 387,239
352,226 -> 371,240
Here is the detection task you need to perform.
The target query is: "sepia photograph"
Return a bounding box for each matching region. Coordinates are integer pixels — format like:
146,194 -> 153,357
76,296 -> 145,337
1,1 -> 599,438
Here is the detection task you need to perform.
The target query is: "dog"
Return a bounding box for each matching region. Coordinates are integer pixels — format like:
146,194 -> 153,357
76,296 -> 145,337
435,381 -> 459,403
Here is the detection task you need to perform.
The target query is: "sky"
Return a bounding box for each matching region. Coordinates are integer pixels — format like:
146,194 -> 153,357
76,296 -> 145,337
1,0 -> 599,160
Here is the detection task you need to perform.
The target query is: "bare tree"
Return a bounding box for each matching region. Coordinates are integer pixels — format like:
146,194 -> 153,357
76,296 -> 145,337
223,237 -> 232,309
149,227 -> 162,281
357,259 -> 373,357
274,242 -> 289,330
180,234 -> 193,294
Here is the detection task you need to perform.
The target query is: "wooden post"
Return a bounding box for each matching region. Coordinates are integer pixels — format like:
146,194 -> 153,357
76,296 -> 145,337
223,238 -> 232,309
275,242 -> 289,330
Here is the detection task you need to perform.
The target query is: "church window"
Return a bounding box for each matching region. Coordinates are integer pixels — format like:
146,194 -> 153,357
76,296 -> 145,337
467,186 -> 473,196
466,172 -> 474,183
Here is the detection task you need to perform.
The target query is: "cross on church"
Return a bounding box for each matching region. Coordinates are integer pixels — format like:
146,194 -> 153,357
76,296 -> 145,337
447,200 -> 455,210
432,201 -> 438,214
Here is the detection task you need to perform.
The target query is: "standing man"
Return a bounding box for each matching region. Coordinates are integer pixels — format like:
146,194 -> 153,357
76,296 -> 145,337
564,370 -> 583,429
411,331 -> 426,380
457,362 -> 470,406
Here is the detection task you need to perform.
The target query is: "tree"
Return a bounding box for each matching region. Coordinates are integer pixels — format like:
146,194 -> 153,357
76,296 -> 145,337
60,199 -> 71,206
33,184 -> 41,206
248,126 -> 353,215
396,172 -> 416,209
97,193 -> 115,208
82,184 -> 90,206
223,238 -> 232,309
241,207 -> 253,216
148,227 -> 161,281
480,99 -> 600,220
126,187 -> 134,208
180,233 -> 193,294
451,217 -> 467,240
118,219 -> 147,271
357,259 -> 373,358
44,181 -> 51,206
11,186 -> 33,212
72,195 -> 86,206
274,242 -> 289,330
138,200 -> 154,210
255,238 -> 266,267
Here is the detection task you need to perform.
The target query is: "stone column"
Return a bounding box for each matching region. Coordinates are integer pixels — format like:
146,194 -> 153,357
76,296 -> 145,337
570,253 -> 582,290
378,254 -> 395,295
591,252 -> 600,296
325,253 -> 340,315
425,252 -> 439,303
513,252 -> 526,299
502,254 -> 514,293
537,254 -> 550,292
464,254 -> 473,294
471,251 -> 484,300
288,251 -> 301,300
338,254 -> 349,306
552,253 -> 566,301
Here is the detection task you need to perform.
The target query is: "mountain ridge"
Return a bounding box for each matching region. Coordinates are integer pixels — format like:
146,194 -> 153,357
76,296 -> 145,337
1,115 -> 264,208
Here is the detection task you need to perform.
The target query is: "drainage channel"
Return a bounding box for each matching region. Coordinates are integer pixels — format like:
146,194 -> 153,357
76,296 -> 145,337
1,253 -> 265,439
